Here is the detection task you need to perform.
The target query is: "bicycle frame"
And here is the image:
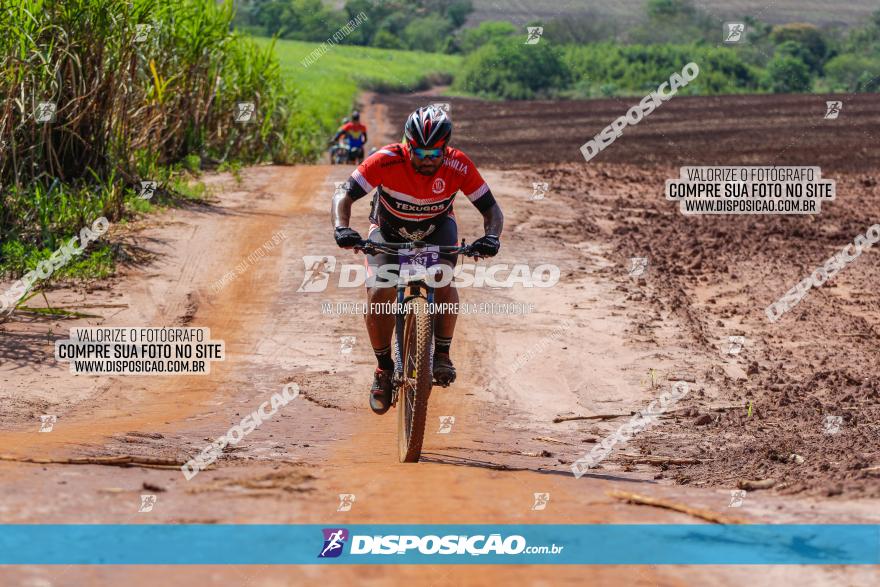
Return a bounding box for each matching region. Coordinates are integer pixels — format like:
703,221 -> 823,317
354,238 -> 476,396
350,237 -> 480,460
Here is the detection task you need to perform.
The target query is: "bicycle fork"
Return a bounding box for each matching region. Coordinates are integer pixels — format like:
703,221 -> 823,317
391,281 -> 435,406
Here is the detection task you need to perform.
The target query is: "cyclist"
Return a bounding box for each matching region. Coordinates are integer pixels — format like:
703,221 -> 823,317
331,105 -> 504,414
332,110 -> 368,164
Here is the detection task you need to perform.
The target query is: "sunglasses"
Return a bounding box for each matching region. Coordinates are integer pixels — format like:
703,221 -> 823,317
412,147 -> 444,160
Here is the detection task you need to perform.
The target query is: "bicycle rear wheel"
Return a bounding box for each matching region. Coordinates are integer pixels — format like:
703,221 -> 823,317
397,295 -> 433,463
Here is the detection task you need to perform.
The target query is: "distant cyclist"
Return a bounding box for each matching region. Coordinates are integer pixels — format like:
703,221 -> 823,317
332,110 -> 368,164
331,105 -> 504,414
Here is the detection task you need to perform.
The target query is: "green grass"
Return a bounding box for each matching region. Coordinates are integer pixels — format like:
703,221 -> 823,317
256,38 -> 461,156
0,240 -> 115,281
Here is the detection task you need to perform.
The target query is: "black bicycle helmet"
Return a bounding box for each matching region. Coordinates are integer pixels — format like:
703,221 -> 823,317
351,110 -> 360,122
404,105 -> 452,149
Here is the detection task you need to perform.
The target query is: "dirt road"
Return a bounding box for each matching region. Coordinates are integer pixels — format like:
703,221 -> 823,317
0,95 -> 878,585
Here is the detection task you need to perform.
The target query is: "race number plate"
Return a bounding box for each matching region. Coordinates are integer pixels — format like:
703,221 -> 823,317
399,247 -> 440,282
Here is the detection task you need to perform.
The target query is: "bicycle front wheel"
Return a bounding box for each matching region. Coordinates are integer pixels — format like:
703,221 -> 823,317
397,295 -> 433,463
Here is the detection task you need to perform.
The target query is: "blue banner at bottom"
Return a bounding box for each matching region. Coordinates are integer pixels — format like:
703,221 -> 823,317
0,525 -> 877,564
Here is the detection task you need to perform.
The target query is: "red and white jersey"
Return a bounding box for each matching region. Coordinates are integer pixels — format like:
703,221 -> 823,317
346,143 -> 495,240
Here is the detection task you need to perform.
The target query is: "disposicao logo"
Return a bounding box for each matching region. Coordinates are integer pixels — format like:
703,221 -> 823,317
318,528 -> 349,558
316,530 -> 563,558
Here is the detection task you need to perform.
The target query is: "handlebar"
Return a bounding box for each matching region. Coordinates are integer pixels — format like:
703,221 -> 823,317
353,239 -> 479,258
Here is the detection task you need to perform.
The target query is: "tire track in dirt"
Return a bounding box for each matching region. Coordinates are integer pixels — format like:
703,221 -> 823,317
0,166 -> 317,457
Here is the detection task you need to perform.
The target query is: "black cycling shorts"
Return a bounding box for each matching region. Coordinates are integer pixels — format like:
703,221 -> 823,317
365,216 -> 458,287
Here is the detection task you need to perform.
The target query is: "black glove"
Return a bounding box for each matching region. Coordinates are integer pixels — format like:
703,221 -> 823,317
471,234 -> 500,257
334,227 -> 362,248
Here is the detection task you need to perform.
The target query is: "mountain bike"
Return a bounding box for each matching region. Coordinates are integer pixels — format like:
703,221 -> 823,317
354,239 -> 477,462
329,142 -> 350,165
328,141 -> 364,165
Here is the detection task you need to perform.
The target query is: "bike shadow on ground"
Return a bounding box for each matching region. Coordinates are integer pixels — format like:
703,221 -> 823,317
419,452 -> 657,485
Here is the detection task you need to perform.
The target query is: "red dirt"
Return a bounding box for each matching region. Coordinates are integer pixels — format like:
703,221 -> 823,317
378,93 -> 880,173
378,91 -> 880,497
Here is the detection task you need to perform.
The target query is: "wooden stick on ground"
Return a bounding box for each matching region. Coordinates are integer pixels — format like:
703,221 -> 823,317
617,454 -> 704,465
737,478 -> 776,490
665,406 -> 744,415
532,436 -> 575,445
607,490 -> 746,525
553,413 -> 629,423
0,454 -> 185,470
